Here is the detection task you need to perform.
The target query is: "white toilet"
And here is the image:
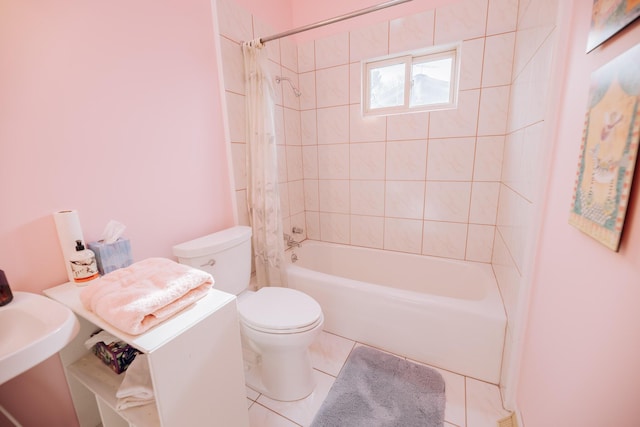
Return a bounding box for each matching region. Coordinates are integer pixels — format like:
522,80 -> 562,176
172,226 -> 324,402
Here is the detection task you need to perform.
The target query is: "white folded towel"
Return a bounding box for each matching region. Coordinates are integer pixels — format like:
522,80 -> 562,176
116,354 -> 154,410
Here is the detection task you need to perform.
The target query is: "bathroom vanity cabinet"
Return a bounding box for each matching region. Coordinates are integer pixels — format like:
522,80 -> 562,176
45,282 -> 250,427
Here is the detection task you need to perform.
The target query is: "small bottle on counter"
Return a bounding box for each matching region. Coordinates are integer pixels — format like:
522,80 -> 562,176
70,240 -> 99,284
0,269 -> 13,306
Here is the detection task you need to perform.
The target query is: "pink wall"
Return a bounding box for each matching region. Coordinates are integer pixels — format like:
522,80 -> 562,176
232,0 -> 293,33
518,2 -> 640,426
0,0 -> 234,425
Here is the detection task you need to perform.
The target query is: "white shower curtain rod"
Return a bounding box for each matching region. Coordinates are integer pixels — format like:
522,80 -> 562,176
259,0 -> 414,44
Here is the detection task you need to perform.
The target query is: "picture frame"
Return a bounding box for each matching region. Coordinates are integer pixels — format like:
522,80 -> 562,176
569,43 -> 640,251
587,0 -> 640,52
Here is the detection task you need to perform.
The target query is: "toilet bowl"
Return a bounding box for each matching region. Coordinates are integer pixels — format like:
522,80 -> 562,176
239,287 -> 324,401
172,226 -> 324,402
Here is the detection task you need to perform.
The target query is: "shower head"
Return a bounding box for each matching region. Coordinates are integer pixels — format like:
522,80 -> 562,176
275,76 -> 302,97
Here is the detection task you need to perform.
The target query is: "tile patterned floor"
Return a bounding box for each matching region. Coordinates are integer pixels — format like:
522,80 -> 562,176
245,330 -> 510,427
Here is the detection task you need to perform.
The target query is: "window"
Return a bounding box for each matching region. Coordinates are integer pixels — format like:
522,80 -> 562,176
362,43 -> 460,116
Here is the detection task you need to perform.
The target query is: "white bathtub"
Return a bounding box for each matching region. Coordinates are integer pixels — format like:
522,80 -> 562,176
285,240 -> 506,384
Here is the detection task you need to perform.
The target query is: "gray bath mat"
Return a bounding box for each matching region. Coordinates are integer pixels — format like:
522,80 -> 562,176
311,346 -> 446,427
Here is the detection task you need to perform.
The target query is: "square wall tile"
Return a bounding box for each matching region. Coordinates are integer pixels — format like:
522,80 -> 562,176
422,220 -> 467,260
286,145 -> 303,181
350,63 -> 362,105
350,215 -> 384,249
487,0 -> 518,35
318,144 -> 349,179
466,224 -> 495,262
350,142 -> 386,180
299,72 -> 317,111
389,10 -> 435,53
320,213 -> 350,244
459,38 -> 484,91
220,37 -> 244,95
386,140 -> 428,180
315,32 -> 349,69
216,0 -> 253,43
301,109 -> 317,145
351,180 -> 385,216
434,0 -> 488,44
225,91 -> 245,143
284,107 -> 301,145
482,33 -> 516,88
385,181 -> 425,220
304,179 -> 319,211
350,21 -> 389,63
429,89 -> 480,138
469,182 -> 500,225
478,85 -> 510,136
319,180 -> 350,213
424,181 -> 472,223
492,230 -> 521,322
384,218 -> 423,254
306,211 -> 320,239
289,180 -> 305,215
317,106 -> 350,144
350,104 -> 387,143
386,112 -> 429,141
280,37 -> 298,73
302,146 -> 318,179
298,40 -> 315,73
426,138 -> 475,181
473,136 -> 504,181
316,65 -> 350,108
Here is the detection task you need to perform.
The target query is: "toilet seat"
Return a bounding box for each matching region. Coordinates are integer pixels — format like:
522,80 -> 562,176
239,287 -> 323,334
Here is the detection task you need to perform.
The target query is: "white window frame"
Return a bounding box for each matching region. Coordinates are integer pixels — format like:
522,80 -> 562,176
362,43 -> 461,117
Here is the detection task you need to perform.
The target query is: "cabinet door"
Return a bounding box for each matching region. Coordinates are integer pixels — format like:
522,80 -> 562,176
149,301 -> 249,427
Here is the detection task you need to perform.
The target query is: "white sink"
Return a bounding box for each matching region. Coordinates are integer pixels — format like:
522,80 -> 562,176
0,291 -> 79,385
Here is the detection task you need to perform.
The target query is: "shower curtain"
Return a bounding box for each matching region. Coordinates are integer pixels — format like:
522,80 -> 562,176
242,39 -> 285,287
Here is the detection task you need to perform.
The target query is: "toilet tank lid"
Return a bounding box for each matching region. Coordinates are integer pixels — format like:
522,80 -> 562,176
172,226 -> 252,259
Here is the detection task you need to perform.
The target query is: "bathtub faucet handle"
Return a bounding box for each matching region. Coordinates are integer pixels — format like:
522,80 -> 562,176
284,233 -> 301,248
292,226 -> 304,234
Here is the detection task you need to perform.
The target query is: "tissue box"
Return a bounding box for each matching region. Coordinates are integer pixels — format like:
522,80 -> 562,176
88,238 -> 133,275
92,340 -> 140,374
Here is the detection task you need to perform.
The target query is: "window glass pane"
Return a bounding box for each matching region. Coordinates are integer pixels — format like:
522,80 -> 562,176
369,63 -> 406,109
410,57 -> 452,106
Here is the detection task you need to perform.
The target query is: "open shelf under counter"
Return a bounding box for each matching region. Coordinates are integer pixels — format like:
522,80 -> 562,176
68,353 -> 160,426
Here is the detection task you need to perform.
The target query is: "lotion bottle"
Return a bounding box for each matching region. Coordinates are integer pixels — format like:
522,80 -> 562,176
0,269 -> 13,306
70,240 -> 99,284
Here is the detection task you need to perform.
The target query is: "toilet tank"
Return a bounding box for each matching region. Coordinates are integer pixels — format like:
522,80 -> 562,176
172,226 -> 252,296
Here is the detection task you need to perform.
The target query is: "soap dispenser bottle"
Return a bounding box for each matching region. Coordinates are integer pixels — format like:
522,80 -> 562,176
0,269 -> 13,306
70,240 -> 99,284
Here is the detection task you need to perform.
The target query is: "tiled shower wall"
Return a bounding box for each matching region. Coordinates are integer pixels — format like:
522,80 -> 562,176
218,0 -> 519,263
493,0 -> 560,397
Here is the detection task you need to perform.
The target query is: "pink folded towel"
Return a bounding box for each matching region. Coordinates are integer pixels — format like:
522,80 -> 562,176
80,258 -> 213,335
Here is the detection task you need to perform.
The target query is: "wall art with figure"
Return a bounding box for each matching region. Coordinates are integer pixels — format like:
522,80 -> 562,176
569,43 -> 640,251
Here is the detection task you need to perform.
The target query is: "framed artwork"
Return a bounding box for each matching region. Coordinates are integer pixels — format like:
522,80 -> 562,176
569,43 -> 640,251
587,0 -> 640,52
